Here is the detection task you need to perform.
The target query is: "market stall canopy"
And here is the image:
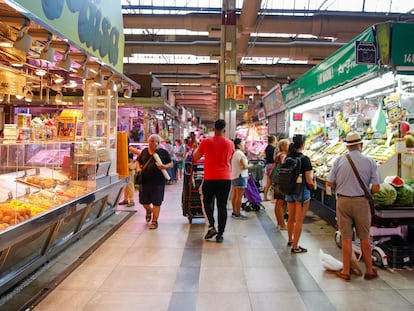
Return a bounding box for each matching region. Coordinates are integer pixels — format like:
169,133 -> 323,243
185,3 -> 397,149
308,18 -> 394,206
282,22 -> 414,109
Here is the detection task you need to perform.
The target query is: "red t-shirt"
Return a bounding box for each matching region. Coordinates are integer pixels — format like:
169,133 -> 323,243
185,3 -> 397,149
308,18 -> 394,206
197,136 -> 234,180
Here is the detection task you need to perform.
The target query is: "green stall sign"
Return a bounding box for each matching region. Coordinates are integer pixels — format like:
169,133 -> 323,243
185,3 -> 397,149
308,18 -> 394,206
282,27 -> 379,108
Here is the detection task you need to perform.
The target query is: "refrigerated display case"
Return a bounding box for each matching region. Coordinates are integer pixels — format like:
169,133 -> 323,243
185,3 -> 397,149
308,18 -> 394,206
0,141 -> 126,296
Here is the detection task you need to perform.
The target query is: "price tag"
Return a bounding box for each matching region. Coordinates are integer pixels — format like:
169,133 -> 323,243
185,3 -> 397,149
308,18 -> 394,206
7,192 -> 13,200
25,187 -> 31,195
395,138 -> 406,153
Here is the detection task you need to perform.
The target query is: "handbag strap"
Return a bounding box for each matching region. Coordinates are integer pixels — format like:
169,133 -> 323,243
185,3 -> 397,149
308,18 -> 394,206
345,154 -> 373,202
140,152 -> 153,172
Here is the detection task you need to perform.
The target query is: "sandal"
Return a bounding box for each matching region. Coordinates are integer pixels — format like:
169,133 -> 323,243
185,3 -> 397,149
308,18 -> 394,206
145,210 -> 152,223
336,271 -> 351,281
149,222 -> 158,230
291,246 -> 307,254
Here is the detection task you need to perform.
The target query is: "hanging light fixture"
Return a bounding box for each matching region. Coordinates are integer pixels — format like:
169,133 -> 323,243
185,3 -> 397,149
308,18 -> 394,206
24,88 -> 33,102
35,68 -> 47,76
123,87 -> 132,98
14,19 -> 32,53
39,34 -> 55,63
54,75 -> 64,84
76,55 -> 89,80
15,86 -> 25,100
55,91 -> 63,103
57,44 -> 71,71
93,65 -> 104,87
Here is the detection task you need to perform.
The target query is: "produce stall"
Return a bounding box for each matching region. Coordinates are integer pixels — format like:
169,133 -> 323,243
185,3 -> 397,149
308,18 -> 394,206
280,22 -> 414,268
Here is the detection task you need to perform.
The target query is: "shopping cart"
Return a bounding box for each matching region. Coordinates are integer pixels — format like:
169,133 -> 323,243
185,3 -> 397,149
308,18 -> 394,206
181,161 -> 205,224
248,159 -> 265,193
242,173 -> 264,212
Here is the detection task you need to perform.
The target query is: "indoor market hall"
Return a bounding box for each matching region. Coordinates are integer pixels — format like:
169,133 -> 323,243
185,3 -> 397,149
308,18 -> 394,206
22,180 -> 414,311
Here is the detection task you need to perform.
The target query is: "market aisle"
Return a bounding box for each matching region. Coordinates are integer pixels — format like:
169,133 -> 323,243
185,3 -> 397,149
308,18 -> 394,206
34,182 -> 414,311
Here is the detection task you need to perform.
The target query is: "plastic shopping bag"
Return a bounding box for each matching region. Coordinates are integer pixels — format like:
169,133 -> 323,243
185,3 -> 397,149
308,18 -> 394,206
319,249 -> 343,271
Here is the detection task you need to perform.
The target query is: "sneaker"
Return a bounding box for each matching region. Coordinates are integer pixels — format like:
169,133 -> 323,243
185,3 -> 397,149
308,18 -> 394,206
216,234 -> 223,243
291,246 -> 307,254
126,202 -> 135,207
204,227 -> 218,239
232,213 -> 248,219
118,200 -> 128,205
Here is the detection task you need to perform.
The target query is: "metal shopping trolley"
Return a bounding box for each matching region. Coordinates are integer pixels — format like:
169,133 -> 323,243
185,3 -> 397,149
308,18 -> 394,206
181,160 -> 205,224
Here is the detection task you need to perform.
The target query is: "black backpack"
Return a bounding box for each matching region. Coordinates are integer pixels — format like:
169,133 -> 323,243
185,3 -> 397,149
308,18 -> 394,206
278,155 -> 303,195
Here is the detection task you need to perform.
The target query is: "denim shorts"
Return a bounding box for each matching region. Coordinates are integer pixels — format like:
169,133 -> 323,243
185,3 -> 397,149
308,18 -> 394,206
231,176 -> 247,188
285,186 -> 310,203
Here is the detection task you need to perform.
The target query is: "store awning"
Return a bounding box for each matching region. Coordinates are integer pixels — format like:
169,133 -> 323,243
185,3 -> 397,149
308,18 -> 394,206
282,26 -> 379,108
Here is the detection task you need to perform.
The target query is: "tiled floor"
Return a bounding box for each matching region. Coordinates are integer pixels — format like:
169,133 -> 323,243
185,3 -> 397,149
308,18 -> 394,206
34,181 -> 414,311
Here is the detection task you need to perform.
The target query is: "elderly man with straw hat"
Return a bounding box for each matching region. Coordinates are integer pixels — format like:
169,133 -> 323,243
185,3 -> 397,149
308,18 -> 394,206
327,132 -> 381,281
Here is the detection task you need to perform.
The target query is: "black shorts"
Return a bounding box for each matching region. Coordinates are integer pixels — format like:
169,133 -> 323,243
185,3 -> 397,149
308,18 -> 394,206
139,184 -> 165,206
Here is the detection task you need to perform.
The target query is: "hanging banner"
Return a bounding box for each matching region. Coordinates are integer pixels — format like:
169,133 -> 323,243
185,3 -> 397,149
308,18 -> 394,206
235,85 -> 244,100
225,84 -> 234,99
8,0 -> 124,73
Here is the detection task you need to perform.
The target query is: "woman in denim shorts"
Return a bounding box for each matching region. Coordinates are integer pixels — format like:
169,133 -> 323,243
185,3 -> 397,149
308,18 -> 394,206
230,138 -> 252,219
285,134 -> 313,254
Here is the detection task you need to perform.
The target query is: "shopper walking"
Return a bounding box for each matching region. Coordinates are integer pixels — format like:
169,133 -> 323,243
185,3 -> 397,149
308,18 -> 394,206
174,139 -> 185,181
285,134 -> 313,254
273,138 -> 289,230
263,135 -> 277,201
136,134 -> 173,230
230,138 -> 252,219
327,132 -> 380,281
193,119 -> 234,243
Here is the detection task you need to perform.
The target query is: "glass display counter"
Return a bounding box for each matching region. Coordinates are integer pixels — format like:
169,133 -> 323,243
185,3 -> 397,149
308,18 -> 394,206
0,140 -> 127,296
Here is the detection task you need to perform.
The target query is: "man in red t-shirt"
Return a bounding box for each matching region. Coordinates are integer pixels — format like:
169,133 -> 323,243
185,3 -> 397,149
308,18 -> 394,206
193,119 -> 235,243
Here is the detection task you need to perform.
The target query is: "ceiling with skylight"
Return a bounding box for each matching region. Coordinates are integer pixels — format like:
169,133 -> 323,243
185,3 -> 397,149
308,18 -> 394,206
120,0 -> 414,124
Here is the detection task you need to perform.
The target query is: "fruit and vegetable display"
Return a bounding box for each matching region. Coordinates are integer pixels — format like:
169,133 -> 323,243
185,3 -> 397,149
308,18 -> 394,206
373,176 -> 414,206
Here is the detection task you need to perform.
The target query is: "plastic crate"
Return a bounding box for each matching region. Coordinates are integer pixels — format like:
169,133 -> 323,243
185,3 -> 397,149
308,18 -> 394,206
377,236 -> 412,268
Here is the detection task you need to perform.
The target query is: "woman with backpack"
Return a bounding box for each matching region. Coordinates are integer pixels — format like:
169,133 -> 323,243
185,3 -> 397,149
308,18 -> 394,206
272,138 -> 289,230
285,134 -> 313,254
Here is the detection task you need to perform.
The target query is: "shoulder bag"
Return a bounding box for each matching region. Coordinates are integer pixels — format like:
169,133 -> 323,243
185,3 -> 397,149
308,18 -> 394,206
345,154 -> 376,215
135,156 -> 152,185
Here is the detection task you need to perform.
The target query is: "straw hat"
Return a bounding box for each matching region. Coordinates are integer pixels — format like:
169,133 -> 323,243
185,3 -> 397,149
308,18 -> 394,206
345,132 -> 362,146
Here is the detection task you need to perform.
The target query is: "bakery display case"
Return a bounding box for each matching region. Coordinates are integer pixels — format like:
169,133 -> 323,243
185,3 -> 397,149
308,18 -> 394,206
0,140 -> 126,296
